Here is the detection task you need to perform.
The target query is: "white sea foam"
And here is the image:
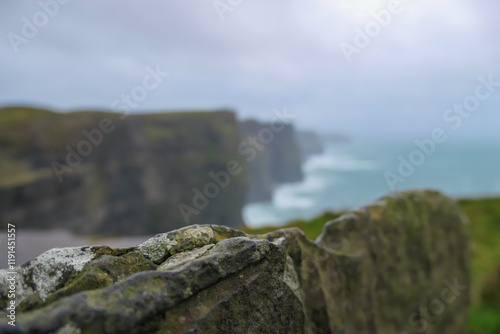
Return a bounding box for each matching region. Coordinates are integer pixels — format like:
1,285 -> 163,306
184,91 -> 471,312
243,203 -> 284,228
274,189 -> 314,209
305,153 -> 377,172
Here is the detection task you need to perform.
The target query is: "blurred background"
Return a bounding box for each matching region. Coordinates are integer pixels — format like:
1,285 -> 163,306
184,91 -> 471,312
0,1 -> 499,332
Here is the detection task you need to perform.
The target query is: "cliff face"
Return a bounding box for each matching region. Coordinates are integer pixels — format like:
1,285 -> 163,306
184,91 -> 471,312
239,120 -> 303,203
0,190 -> 470,333
0,107 -> 248,234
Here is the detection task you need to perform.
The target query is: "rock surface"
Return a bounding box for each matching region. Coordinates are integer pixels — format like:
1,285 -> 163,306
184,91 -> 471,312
0,190 -> 470,333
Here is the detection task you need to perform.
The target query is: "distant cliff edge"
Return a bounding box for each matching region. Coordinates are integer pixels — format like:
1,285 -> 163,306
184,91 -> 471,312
296,130 -> 324,160
239,120 -> 303,204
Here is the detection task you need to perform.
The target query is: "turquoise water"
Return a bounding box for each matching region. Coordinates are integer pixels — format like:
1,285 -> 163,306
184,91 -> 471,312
243,138 -> 500,227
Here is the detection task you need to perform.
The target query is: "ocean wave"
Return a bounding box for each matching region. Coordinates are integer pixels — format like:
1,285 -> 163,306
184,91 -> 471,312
275,194 -> 314,209
305,152 -> 378,172
242,203 -> 284,228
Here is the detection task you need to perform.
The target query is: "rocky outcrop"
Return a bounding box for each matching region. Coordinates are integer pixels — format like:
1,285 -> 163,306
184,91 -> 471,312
0,190 -> 469,333
239,120 -> 303,203
0,107 -> 248,234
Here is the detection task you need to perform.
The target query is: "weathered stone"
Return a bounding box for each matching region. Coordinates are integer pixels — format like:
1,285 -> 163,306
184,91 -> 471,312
138,226 -> 216,264
0,246 -> 135,312
0,190 -> 470,333
157,244 -> 214,272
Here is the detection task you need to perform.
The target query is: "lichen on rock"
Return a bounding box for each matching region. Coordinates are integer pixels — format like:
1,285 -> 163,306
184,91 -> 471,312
138,225 -> 216,264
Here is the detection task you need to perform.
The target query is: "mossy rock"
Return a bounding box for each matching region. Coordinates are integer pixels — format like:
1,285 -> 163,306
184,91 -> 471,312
0,190 -> 470,334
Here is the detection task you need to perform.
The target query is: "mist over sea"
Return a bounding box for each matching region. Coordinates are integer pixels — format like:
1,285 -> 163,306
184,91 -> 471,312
244,138 -> 500,227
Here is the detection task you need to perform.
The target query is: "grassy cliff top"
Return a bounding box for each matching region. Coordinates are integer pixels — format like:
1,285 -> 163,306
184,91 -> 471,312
0,107 -> 240,188
0,106 -> 235,122
0,106 -> 60,125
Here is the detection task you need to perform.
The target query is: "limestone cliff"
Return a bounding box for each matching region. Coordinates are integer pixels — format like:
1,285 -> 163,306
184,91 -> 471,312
0,107 -> 248,234
239,120 -> 303,203
0,190 -> 470,333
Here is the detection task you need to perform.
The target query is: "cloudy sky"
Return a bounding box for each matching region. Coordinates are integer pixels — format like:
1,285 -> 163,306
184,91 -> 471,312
1,0 -> 499,138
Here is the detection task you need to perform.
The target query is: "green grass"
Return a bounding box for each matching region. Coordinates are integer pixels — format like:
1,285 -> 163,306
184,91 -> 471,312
0,159 -> 52,187
242,211 -> 342,240
469,304 -> 500,333
459,198 -> 500,333
244,197 -> 500,333
0,106 -> 58,125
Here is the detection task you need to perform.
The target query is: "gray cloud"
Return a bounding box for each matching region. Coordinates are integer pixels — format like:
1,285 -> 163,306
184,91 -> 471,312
1,0 -> 499,138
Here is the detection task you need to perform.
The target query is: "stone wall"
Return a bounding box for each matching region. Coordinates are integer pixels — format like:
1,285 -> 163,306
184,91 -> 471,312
0,190 -> 470,333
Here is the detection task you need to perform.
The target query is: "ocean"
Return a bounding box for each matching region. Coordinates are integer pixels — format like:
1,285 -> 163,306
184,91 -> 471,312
243,138 -> 500,228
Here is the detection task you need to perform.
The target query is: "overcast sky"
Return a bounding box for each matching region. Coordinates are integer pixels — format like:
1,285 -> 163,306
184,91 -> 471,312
1,0 -> 499,138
